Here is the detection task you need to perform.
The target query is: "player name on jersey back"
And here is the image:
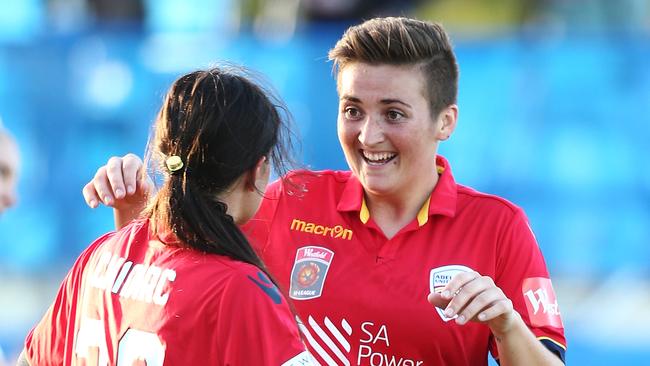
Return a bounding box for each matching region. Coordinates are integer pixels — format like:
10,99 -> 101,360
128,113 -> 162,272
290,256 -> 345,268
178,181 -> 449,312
88,251 -> 176,305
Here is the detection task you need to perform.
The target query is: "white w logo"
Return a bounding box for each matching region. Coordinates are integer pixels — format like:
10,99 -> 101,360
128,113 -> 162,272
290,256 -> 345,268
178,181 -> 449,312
298,316 -> 352,366
524,288 -> 560,316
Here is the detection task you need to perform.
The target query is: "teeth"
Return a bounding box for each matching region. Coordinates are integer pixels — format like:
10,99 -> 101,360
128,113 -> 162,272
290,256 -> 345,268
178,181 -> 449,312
362,151 -> 396,163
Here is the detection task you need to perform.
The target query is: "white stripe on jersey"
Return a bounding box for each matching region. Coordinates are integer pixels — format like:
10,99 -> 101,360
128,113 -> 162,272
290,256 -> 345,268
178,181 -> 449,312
308,316 -> 350,366
324,317 -> 351,352
298,321 -> 338,366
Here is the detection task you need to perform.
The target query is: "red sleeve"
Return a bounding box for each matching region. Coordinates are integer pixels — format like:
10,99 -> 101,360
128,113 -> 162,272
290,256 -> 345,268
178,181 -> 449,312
490,208 -> 566,361
24,232 -> 115,366
215,267 -> 311,365
242,178 -> 283,254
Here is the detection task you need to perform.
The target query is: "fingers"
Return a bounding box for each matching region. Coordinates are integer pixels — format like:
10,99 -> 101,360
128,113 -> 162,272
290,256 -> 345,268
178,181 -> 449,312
82,181 -> 100,208
92,166 -> 115,206
453,287 -> 506,324
106,157 -> 127,200
137,174 -> 154,197
475,297 -> 513,322
436,271 -> 512,325
122,153 -> 144,195
82,154 -> 146,209
441,272 -> 489,323
439,271 -> 482,300
427,292 -> 451,310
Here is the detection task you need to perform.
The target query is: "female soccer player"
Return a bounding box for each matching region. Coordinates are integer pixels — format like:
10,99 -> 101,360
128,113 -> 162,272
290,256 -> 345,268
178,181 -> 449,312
81,18 -> 566,366
19,67 -> 313,365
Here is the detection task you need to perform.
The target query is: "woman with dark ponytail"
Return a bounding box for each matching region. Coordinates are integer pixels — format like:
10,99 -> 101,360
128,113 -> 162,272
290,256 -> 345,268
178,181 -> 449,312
19,67 -> 313,366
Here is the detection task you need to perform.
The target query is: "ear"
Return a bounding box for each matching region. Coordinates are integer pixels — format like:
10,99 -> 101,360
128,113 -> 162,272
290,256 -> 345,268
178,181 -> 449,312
435,104 -> 458,141
246,156 -> 269,192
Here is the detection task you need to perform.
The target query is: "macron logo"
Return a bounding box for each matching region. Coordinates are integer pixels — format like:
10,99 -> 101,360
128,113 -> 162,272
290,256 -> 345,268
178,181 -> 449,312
290,219 -> 353,240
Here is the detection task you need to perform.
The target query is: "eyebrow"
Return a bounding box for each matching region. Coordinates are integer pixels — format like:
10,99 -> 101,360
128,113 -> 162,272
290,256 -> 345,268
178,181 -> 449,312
380,98 -> 412,109
341,95 -> 361,103
340,95 -> 413,109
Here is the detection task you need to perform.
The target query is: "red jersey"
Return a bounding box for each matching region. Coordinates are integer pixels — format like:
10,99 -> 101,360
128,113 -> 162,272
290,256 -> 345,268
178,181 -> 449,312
25,219 -> 312,366
244,155 -> 566,365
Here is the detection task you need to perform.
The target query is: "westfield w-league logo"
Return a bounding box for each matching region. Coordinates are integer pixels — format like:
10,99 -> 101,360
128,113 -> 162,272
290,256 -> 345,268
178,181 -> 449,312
289,246 -> 334,300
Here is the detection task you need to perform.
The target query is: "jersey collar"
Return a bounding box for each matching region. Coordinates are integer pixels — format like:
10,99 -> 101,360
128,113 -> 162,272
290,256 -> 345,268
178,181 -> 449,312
337,155 -> 457,226
152,221 -> 182,246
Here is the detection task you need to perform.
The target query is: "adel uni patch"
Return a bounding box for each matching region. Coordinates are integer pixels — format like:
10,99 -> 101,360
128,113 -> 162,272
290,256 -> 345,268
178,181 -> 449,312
289,246 -> 334,300
429,264 -> 474,322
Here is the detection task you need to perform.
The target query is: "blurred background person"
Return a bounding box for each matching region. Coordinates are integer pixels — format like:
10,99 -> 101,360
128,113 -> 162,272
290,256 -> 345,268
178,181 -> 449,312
0,122 -> 20,216
0,121 -> 19,365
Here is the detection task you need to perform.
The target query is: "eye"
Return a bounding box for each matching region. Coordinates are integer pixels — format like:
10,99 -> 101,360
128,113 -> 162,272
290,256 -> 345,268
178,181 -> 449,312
386,110 -> 404,122
344,106 -> 363,120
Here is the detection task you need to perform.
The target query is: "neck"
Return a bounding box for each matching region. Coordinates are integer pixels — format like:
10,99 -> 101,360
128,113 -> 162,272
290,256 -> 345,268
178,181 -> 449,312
365,172 -> 438,239
218,181 -> 247,225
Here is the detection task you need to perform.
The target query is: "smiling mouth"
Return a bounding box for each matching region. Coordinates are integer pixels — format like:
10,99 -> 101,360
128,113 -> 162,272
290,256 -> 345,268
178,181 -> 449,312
361,150 -> 397,165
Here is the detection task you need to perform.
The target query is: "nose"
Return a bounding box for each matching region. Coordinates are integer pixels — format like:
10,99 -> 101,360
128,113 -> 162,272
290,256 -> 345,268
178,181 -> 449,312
358,115 -> 384,146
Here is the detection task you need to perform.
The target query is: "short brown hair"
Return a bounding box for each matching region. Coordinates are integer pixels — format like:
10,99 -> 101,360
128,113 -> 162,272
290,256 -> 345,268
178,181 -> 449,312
328,17 -> 459,117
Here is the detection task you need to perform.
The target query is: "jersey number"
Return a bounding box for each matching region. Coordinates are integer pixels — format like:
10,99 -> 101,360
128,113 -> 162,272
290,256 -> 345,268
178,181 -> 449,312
75,318 -> 165,365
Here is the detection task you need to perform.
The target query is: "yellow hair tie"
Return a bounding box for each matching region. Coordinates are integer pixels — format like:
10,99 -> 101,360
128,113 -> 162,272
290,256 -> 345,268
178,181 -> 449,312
165,155 -> 184,173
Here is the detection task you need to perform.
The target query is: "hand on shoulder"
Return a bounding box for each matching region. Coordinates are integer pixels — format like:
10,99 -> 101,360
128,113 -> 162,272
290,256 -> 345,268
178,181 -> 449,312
82,153 -> 152,212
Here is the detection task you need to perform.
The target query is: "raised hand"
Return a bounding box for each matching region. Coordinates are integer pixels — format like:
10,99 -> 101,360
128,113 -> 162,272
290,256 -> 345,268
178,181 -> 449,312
427,270 -> 516,337
82,153 -> 152,228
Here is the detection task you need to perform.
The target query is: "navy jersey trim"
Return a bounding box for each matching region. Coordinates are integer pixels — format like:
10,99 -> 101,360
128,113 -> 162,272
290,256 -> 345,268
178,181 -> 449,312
540,338 -> 566,364
247,272 -> 282,304
494,338 -> 566,365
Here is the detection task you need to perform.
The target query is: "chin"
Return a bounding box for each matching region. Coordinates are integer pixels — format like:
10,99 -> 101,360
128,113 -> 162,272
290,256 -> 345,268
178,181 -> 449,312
360,179 -> 394,197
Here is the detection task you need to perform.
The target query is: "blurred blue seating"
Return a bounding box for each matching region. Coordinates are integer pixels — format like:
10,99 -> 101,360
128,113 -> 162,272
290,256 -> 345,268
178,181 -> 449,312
1,29 -> 649,277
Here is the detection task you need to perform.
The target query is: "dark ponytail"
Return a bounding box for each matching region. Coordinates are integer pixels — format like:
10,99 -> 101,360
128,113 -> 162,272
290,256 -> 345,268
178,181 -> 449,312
144,66 -> 294,277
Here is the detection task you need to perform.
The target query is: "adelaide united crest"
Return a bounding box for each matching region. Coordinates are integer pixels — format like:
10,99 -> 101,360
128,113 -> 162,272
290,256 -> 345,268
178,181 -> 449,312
289,246 -> 334,300
430,264 -> 473,322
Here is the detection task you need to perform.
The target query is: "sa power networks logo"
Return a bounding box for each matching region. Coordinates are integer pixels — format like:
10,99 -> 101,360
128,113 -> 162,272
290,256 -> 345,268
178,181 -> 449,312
290,246 -> 334,300
298,316 -> 423,366
429,265 -> 473,322
522,277 -> 563,328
